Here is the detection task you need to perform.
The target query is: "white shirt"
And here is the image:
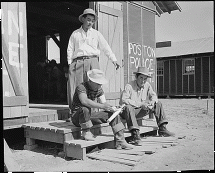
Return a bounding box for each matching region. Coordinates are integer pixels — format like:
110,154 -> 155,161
120,80 -> 158,107
67,26 -> 117,64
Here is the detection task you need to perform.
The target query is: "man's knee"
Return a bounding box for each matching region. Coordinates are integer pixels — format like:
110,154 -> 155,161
81,106 -> 90,114
124,105 -> 135,112
156,101 -> 162,108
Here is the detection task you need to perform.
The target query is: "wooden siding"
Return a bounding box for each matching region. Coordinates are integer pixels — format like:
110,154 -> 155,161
183,75 -> 188,94
202,57 -> 210,93
164,61 -> 169,94
2,2 -> 29,120
210,55 -> 214,93
158,76 -> 163,95
176,59 -> 182,94
189,75 -> 195,94
170,60 -> 176,94
195,57 -> 202,94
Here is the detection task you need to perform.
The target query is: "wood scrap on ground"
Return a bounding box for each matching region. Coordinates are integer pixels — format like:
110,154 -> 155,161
87,136 -> 179,166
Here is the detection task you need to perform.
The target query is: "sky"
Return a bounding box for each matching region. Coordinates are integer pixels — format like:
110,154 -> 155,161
155,1 -> 214,42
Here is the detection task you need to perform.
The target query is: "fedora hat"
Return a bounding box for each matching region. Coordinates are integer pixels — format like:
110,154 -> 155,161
133,67 -> 152,78
79,8 -> 98,23
87,69 -> 108,84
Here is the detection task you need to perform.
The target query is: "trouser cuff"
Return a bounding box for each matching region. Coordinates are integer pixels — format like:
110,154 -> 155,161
128,126 -> 140,131
158,120 -> 168,127
80,120 -> 93,129
112,122 -> 125,134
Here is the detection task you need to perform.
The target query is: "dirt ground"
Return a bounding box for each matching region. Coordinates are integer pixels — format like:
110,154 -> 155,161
9,98 -> 214,171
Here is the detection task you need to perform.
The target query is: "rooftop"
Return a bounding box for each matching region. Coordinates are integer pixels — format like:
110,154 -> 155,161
156,37 -> 214,58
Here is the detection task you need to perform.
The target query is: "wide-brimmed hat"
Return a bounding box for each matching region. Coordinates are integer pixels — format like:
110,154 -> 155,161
79,8 -> 98,23
87,69 -> 108,84
133,67 -> 152,78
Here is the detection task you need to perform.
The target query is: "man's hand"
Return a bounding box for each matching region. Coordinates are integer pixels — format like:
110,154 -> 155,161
113,61 -> 120,70
141,101 -> 150,110
102,102 -> 116,112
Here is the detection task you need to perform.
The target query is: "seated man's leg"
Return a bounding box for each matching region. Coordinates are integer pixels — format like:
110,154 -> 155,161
91,110 -> 133,150
71,106 -> 95,141
120,105 -> 143,145
154,101 -> 175,137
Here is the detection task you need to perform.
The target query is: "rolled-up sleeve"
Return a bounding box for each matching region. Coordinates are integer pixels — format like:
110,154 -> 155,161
98,31 -> 117,62
148,84 -> 158,103
67,34 -> 75,64
121,84 -> 142,108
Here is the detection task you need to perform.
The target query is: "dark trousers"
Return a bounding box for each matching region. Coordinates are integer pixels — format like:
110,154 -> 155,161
120,101 -> 168,131
71,106 -> 124,134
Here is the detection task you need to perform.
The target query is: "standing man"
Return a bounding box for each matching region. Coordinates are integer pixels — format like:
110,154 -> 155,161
67,8 -> 119,112
70,69 -> 133,150
120,67 -> 175,146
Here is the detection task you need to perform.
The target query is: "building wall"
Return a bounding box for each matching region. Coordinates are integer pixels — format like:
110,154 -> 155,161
157,53 -> 214,97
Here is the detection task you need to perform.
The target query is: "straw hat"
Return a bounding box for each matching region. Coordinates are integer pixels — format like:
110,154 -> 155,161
79,8 -> 98,23
133,67 -> 152,78
87,69 -> 108,84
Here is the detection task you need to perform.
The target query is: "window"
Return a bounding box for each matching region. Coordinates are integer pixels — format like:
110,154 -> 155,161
183,59 -> 195,74
157,61 -> 164,76
46,34 -> 60,63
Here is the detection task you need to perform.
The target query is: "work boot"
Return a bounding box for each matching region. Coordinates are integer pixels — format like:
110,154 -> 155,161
115,130 -> 133,150
65,116 -> 72,122
130,129 -> 142,146
82,129 -> 95,141
158,123 -> 175,137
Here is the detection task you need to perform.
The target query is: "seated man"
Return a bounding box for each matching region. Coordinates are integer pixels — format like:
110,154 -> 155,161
68,69 -> 133,150
120,67 -> 175,146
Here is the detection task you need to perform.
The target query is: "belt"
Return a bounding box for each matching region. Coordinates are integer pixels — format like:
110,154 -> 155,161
73,55 -> 98,62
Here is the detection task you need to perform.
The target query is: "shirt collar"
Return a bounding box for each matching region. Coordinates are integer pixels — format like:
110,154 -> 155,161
80,26 -> 93,33
135,80 -> 144,91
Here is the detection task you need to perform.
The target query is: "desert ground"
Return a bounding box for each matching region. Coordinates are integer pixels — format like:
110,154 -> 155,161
6,98 -> 214,171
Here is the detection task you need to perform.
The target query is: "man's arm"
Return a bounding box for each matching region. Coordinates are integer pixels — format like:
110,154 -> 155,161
79,92 -> 113,111
121,84 -> 142,108
67,33 -> 75,65
147,84 -> 158,105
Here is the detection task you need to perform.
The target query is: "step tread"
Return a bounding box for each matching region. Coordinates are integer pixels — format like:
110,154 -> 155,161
65,126 -> 158,148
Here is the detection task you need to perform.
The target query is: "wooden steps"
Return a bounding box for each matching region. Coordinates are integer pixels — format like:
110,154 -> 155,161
64,125 -> 158,160
22,118 -> 158,160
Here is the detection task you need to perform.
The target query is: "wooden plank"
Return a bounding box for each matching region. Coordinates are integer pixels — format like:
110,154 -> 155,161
4,139 -> 21,171
65,134 -> 114,148
3,106 -> 11,119
99,4 -> 123,17
3,117 -> 27,128
19,2 -> 29,118
87,153 -> 136,166
3,96 -> 27,106
65,142 -> 86,160
102,147 -> 156,155
25,128 -> 65,144
141,136 -> 178,142
94,150 -> 145,162
2,36 -> 25,96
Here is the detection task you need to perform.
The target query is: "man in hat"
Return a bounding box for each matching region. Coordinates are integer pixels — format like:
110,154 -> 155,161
67,8 -> 120,114
70,69 -> 133,150
120,67 -> 175,146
